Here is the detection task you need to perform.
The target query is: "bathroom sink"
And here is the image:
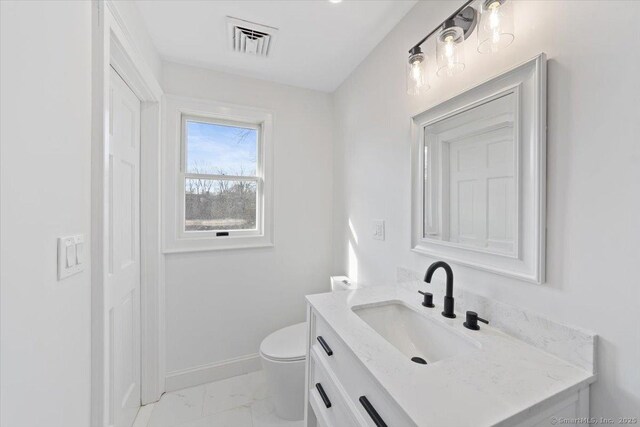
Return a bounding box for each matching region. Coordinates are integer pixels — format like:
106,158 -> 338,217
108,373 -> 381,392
351,301 -> 479,364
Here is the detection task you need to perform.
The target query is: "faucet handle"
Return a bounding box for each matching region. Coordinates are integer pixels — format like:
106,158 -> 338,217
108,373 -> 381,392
463,311 -> 489,330
418,291 -> 435,308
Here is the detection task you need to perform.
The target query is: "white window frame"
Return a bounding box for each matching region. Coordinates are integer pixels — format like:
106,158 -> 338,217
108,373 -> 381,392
180,115 -> 263,239
163,95 -> 274,252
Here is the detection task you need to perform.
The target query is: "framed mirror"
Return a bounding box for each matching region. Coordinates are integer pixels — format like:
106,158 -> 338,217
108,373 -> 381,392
411,54 -> 547,283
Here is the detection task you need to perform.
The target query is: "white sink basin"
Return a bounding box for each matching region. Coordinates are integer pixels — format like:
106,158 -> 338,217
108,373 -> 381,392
352,301 -> 479,364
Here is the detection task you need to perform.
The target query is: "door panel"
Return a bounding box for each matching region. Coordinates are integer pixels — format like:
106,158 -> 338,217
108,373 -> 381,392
108,67 -> 141,427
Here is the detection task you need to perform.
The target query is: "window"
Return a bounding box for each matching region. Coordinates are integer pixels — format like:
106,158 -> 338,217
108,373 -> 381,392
182,117 -> 260,234
164,96 -> 273,252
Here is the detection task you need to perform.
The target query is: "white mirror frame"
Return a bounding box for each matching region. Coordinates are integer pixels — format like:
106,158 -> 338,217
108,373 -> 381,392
411,54 -> 547,284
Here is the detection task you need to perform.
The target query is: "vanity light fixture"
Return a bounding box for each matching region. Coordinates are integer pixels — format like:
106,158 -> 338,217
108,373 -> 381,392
406,0 -> 514,95
328,0 -> 343,3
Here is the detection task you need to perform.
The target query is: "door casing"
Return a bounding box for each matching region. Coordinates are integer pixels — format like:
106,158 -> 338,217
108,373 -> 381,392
91,2 -> 165,425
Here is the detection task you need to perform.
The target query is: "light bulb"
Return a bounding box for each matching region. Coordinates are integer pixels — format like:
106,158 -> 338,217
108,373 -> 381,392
444,36 -> 454,59
489,2 -> 502,44
411,61 -> 423,84
489,2 -> 501,28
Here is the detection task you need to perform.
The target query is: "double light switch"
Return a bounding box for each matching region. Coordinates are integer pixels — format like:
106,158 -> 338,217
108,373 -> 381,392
58,234 -> 85,280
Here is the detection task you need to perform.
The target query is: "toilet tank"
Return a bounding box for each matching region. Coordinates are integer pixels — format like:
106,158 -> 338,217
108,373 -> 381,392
330,275 -> 356,292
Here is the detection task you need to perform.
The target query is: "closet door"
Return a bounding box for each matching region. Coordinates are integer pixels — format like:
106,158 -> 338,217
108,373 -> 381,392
108,66 -> 141,427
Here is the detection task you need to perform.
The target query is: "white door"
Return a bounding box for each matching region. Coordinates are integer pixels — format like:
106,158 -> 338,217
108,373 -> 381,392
448,128 -> 515,254
108,67 -> 141,427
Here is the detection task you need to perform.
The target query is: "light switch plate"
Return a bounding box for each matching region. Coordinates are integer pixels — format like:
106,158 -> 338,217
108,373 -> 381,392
58,235 -> 84,280
372,220 -> 385,241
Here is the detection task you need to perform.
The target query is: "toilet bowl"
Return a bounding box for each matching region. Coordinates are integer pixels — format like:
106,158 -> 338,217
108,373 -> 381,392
259,276 -> 355,421
259,322 -> 307,420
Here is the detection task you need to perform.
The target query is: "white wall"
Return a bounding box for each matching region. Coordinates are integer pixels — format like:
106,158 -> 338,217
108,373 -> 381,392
0,2 -> 92,426
162,62 -> 333,378
333,0 -> 640,418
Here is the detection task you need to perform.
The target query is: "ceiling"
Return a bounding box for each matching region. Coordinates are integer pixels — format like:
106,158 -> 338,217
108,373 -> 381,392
134,0 -> 417,92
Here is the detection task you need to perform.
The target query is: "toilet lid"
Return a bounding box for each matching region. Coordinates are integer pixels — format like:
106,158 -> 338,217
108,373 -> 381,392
260,322 -> 307,362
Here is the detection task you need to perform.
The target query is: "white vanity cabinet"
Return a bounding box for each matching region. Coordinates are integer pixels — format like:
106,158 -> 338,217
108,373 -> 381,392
304,287 -> 595,427
305,308 -> 416,427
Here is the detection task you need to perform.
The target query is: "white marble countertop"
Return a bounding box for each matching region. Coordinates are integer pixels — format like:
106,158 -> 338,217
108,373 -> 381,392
306,286 -> 596,427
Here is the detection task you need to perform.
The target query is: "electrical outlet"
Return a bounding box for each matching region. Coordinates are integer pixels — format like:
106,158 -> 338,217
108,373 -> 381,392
372,220 -> 385,241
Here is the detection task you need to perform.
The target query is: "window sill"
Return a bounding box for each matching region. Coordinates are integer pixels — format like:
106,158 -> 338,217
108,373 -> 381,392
163,236 -> 274,254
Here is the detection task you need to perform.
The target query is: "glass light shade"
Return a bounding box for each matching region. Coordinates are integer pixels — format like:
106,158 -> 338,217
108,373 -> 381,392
436,25 -> 465,77
406,52 -> 429,95
478,0 -> 514,54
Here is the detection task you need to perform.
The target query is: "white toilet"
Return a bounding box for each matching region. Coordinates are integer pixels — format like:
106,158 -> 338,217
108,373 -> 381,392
259,276 -> 354,421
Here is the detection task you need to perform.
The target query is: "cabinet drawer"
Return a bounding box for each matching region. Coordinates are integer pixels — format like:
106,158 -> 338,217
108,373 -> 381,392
309,352 -> 360,427
311,310 -> 416,427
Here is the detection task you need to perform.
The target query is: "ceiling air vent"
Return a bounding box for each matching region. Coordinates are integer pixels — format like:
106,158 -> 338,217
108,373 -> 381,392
227,17 -> 278,57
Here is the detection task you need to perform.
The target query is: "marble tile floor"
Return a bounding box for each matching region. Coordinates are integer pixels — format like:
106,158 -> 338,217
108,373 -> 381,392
135,370 -> 304,427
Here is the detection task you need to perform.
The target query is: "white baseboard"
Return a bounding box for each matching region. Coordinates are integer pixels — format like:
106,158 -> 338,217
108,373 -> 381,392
165,353 -> 262,392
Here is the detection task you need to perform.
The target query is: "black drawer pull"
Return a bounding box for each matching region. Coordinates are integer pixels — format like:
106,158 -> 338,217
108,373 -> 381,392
316,336 -> 333,356
315,383 -> 332,408
359,396 -> 387,427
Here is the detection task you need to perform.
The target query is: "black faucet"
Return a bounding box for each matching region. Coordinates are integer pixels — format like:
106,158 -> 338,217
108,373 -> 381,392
424,261 -> 456,319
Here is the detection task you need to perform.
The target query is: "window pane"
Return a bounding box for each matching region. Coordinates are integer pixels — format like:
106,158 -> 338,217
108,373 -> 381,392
185,179 -> 257,231
185,119 -> 257,176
